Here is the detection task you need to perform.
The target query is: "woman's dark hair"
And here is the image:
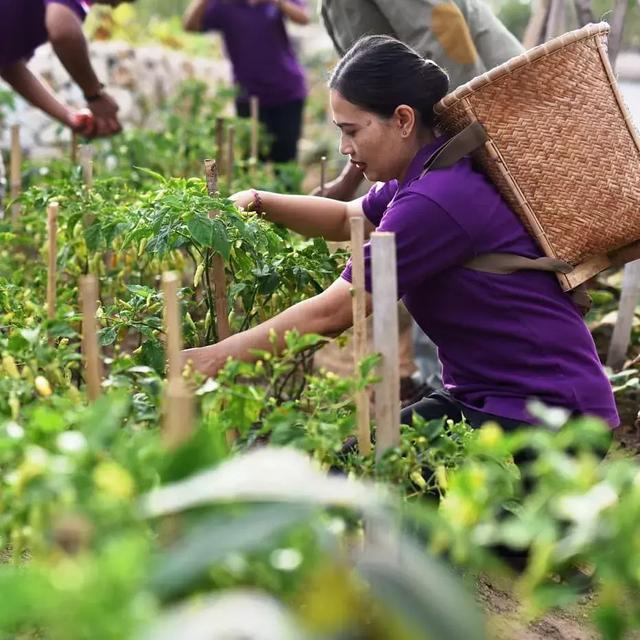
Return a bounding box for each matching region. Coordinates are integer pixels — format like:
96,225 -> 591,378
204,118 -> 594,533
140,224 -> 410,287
329,35 -> 449,127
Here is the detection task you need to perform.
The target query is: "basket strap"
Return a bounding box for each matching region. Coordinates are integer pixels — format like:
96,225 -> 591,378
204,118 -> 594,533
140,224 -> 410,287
464,253 -> 592,314
464,253 -> 573,274
421,121 -> 487,176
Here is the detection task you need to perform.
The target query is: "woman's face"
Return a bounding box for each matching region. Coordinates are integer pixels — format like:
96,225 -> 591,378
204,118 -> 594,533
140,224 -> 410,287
330,89 -> 410,183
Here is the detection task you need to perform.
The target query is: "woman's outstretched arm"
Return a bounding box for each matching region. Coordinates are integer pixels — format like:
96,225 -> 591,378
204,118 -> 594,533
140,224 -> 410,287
232,190 -> 373,241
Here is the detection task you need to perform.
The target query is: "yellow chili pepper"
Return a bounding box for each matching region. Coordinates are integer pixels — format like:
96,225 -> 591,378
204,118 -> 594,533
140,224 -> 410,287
34,376 -> 52,398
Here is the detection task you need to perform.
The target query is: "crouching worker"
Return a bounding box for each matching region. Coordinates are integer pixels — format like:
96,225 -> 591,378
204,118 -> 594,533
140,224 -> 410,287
0,0 -> 135,214
184,35 -> 619,432
0,0 -> 134,138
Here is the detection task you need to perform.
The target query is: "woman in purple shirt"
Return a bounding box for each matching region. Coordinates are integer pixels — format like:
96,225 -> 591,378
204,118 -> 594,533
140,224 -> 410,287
183,0 -> 309,163
184,35 -> 619,432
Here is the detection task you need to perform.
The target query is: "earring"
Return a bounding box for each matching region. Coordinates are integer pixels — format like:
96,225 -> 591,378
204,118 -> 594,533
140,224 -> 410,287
402,130 -> 408,137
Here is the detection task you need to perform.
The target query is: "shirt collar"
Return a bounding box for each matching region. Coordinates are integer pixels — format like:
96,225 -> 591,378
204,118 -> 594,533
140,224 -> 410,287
399,136 -> 450,188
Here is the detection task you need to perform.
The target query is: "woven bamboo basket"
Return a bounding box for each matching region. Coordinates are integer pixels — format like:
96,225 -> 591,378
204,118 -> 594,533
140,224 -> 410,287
434,23 -> 640,291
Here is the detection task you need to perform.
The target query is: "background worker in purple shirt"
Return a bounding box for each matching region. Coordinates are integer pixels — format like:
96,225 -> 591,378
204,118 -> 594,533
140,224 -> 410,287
183,0 -> 309,163
0,0 -> 134,137
183,35 -> 619,432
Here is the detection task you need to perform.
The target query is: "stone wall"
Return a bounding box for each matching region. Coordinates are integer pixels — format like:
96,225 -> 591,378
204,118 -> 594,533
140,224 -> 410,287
0,41 -> 232,160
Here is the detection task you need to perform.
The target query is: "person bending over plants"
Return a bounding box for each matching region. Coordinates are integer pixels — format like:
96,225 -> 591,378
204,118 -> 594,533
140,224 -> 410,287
184,35 -> 619,432
0,0 -> 133,136
183,0 -> 309,164
0,0 -> 134,212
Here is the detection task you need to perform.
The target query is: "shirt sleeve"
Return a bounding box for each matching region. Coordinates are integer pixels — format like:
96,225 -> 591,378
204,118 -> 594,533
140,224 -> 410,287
342,191 -> 474,298
44,0 -> 89,20
201,0 -> 223,31
361,180 -> 397,226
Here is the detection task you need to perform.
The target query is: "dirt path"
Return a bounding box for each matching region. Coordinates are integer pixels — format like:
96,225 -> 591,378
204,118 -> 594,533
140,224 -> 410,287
477,576 -> 640,640
477,577 -> 600,640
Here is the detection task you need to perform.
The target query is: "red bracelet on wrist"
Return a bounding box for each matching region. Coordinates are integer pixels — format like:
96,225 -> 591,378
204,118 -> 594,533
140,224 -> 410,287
250,189 -> 263,215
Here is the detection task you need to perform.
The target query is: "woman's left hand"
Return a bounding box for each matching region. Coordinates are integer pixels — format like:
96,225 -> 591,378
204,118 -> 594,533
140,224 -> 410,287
230,190 -> 257,211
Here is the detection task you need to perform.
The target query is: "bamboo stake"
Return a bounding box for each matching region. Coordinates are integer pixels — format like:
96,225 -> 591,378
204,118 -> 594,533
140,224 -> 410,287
204,159 -> 231,341
162,271 -> 183,381
604,18 -> 638,373
320,156 -> 327,196
10,124 -> 21,201
250,96 -> 259,163
350,216 -> 371,455
226,124 -> 235,188
607,260 -> 640,371
163,377 -> 194,449
162,271 -> 194,448
71,130 -> 78,165
371,232 -> 400,461
47,202 -> 59,321
80,275 -> 103,402
79,145 -> 93,189
9,125 -> 22,224
216,117 -> 225,179
203,159 -> 234,443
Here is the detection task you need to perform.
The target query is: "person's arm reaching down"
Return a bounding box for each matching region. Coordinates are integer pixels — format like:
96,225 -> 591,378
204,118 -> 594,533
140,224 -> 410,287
0,61 -> 73,126
184,278 -> 370,377
45,2 -> 120,135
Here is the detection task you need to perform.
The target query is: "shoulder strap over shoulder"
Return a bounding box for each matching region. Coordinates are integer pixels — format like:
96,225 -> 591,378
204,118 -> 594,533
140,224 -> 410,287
421,121 -> 487,176
427,126 -> 593,314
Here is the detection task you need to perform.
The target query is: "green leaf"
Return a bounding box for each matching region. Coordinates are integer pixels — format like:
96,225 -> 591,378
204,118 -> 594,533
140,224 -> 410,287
20,327 -> 41,346
356,537 -> 486,640
134,166 -> 168,184
187,216 -> 215,248
150,503 -> 313,599
140,339 -> 166,376
31,406 -> 66,433
210,218 -> 230,260
127,284 -> 157,299
82,394 -> 130,450
84,224 -> 102,252
99,326 -> 118,346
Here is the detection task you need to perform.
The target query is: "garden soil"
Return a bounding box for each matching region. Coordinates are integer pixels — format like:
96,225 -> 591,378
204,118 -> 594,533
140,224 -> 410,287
477,576 -> 640,640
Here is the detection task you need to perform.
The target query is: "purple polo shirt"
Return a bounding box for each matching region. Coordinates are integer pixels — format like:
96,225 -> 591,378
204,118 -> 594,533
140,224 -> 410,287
342,138 -> 619,427
0,0 -> 89,69
202,0 -> 307,106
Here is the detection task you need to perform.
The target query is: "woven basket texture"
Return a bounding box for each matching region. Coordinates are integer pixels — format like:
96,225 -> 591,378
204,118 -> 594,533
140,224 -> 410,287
434,24 -> 640,272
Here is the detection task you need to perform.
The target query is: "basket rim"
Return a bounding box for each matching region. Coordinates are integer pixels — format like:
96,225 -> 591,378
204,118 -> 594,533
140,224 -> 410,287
434,22 -> 610,114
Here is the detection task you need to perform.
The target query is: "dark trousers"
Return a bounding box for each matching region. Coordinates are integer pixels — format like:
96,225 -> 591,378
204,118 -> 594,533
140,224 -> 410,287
236,98 -> 304,163
401,391 -> 526,431
401,390 -> 610,469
